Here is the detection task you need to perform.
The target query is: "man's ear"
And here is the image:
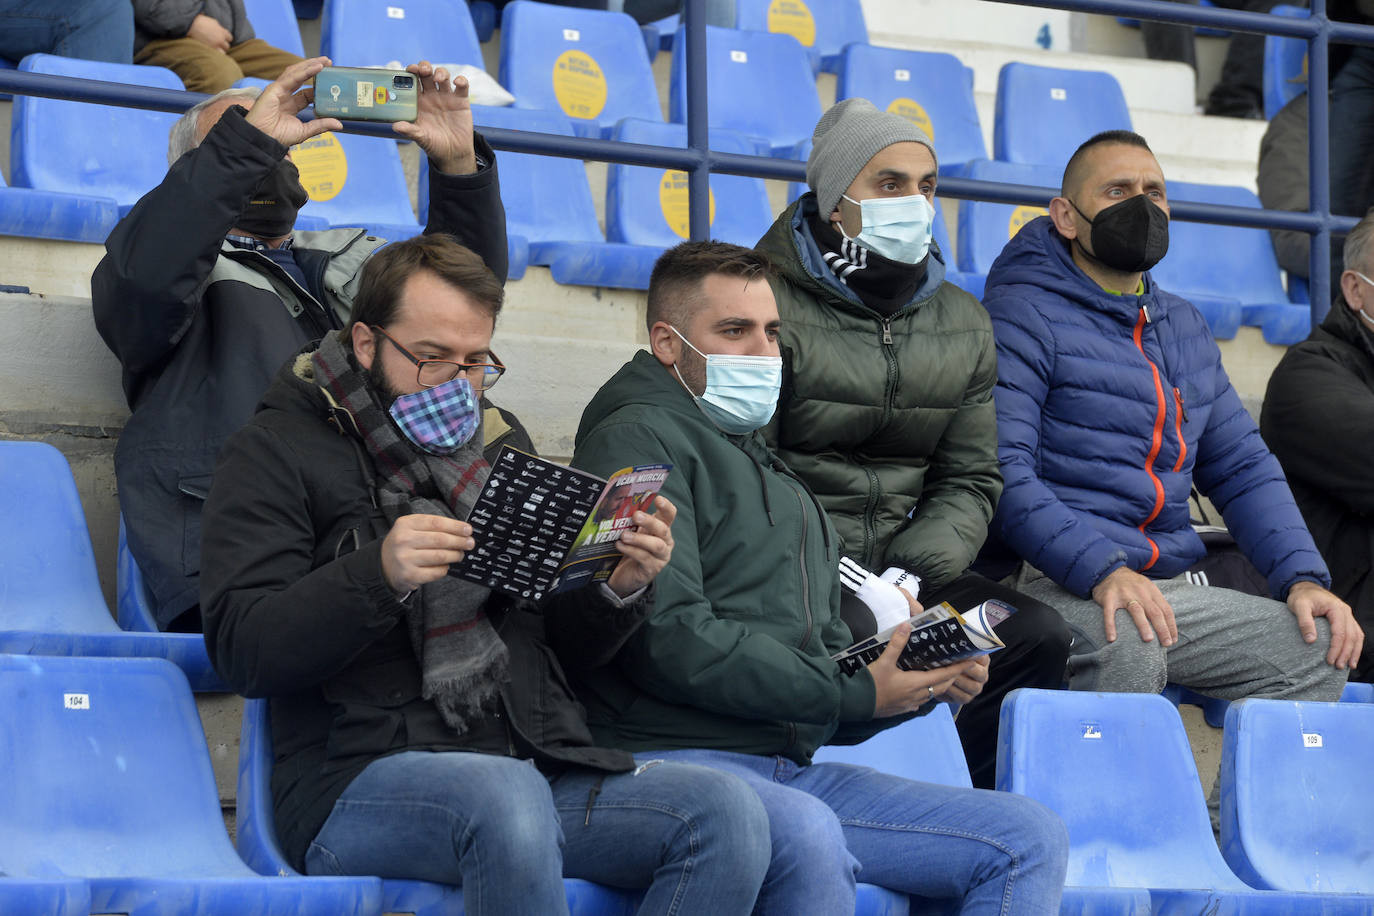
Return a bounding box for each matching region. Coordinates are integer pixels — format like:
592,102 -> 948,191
1048,196 -> 1080,240
1341,270 -> 1366,312
648,321 -> 680,368
351,323 -> 378,371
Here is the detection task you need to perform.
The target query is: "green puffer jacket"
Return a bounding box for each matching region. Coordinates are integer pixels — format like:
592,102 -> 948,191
757,195 -> 1002,588
571,350 -> 893,763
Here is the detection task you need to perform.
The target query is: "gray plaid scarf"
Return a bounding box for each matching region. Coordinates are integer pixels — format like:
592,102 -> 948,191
308,331 -> 509,734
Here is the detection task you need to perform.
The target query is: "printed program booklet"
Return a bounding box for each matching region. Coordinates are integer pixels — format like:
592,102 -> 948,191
450,446 -> 670,602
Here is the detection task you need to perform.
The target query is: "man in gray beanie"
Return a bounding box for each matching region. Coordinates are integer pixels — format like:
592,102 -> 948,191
757,98 -> 1072,788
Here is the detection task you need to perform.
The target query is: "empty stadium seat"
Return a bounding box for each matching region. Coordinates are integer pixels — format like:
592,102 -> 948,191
998,688 -> 1372,913
11,55 -> 182,213
956,159 -> 1059,276
0,441 -> 224,691
321,0 -> 483,70
669,24 -> 822,158
499,1 -> 662,139
242,0 -> 307,57
1152,180 -> 1306,344
734,0 -> 868,73
1340,681 -> 1373,703
836,44 -> 985,175
236,697 -> 643,915
0,655 -> 383,915
993,62 -> 1132,167
812,703 -> 973,787
0,171 -> 119,243
463,105 -> 662,289
606,119 -> 772,249
1263,5 -> 1309,120
1221,699 -> 1374,896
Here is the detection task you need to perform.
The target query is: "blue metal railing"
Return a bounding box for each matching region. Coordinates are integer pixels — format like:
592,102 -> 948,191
2,0 -> 1372,322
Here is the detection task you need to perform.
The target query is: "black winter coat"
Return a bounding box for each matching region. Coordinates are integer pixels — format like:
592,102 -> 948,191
201,358 -> 643,870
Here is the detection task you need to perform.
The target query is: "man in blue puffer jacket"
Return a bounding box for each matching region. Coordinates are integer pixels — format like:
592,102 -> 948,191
980,130 -> 1363,711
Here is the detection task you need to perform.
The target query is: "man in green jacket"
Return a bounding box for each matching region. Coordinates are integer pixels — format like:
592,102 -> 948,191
755,98 -> 1071,787
572,240 -> 1068,915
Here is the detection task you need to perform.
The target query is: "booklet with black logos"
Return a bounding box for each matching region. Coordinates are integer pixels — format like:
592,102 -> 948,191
450,446 -> 670,603
831,557 -> 1014,676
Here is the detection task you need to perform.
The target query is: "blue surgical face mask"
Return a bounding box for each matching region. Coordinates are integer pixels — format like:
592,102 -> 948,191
387,375 -> 480,456
670,327 -> 782,435
839,192 -> 935,264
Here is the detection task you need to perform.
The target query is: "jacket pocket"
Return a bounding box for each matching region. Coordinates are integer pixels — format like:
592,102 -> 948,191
178,472 -> 213,578
320,647 -> 423,764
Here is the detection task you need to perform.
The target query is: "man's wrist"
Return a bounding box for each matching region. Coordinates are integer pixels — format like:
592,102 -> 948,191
431,151 -> 480,176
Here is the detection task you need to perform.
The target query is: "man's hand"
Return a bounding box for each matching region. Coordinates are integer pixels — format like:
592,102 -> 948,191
868,624 -> 983,717
187,13 -> 232,52
605,495 -> 677,599
380,514 -> 476,595
245,57 -> 343,149
936,655 -> 990,705
392,61 -> 477,175
1288,580 -> 1364,669
1091,566 -> 1177,646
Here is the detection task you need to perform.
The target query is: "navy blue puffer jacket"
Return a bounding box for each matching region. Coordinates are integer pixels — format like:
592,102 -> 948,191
982,216 -> 1327,599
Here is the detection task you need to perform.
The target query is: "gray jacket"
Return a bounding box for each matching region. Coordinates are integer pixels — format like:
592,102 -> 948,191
133,0 -> 254,54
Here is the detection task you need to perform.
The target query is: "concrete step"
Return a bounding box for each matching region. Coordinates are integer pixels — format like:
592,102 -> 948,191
862,0 -> 1075,53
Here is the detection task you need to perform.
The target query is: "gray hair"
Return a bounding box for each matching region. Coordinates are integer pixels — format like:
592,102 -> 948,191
1344,209 -> 1374,278
167,87 -> 262,164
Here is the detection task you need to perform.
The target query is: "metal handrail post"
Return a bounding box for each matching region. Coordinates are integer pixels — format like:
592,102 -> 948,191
1309,0 -> 1333,321
683,0 -> 711,240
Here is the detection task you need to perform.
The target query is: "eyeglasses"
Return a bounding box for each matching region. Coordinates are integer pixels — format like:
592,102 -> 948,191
371,326 -> 506,391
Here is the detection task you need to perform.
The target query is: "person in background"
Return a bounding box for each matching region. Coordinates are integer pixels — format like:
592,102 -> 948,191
0,0 -> 132,65
132,0 -> 301,92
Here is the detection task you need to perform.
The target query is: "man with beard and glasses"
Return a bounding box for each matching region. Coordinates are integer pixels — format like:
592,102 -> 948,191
92,56 -> 508,632
978,130 -> 1361,742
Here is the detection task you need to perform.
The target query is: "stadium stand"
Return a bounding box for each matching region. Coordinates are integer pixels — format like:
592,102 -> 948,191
993,61 -> 1133,166
668,24 -> 823,158
499,1 -> 662,139
1162,683 -> 1232,729
242,0 -> 308,58
733,0 -> 869,73
1341,681 -> 1374,703
955,158 -> 1059,276
1262,5 -> 1309,120
998,688 -> 1374,913
836,44 -> 986,176
1220,699 -> 1374,896
1152,180 -> 1308,344
117,516 -> 160,633
606,119 -> 772,249
11,55 -> 181,214
0,655 -> 383,915
0,171 -> 119,243
812,703 -> 973,787
320,0 -> 483,70
0,442 -> 224,691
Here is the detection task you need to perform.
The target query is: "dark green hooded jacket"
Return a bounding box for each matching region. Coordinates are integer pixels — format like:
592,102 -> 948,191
571,350 -> 894,762
756,195 -> 1002,587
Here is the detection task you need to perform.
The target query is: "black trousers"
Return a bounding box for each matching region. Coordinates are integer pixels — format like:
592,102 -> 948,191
920,572 -> 1072,790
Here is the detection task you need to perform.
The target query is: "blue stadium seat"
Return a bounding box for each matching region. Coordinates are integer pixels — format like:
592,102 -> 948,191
669,25 -> 822,159
998,688 -> 1371,913
117,515 -> 160,633
0,441 -> 224,691
1152,181 -> 1305,344
813,703 -> 973,787
499,1 -> 662,139
11,55 -> 182,213
733,0 -> 869,73
641,13 -> 679,57
1340,681 -> 1373,703
993,62 -> 1132,167
1221,699 -> 1374,896
416,158 -> 530,280
321,0 -> 482,69
606,119 -> 772,250
956,159 -> 1059,276
0,655 -> 383,915
1263,5 -> 1309,120
464,105 -> 662,289
237,697 -> 642,915
836,44 -> 985,176
0,171 -> 118,243
470,0 -> 497,42
0,876 -> 90,916
1162,682 -> 1231,729
242,0 -> 307,57
928,196 -> 985,298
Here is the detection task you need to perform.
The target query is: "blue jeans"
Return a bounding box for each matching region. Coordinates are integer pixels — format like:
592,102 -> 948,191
304,750 -> 771,916
0,0 -> 133,65
643,749 -> 1069,916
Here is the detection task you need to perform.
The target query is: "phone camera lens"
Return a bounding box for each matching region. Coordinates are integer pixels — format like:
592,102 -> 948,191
394,75 -> 414,88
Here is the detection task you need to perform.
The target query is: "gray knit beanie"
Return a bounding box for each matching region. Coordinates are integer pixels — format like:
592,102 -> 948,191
806,98 -> 937,218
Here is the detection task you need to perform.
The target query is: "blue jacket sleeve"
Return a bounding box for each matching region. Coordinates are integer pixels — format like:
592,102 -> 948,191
987,286 -> 1129,597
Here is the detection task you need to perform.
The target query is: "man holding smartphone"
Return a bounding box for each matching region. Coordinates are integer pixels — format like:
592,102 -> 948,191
92,56 -> 508,634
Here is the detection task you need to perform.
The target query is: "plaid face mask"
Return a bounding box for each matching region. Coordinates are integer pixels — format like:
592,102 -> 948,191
388,375 -> 479,456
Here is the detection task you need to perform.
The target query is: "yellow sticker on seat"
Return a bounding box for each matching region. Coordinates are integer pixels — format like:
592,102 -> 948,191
1008,205 -> 1048,239
767,0 -> 816,47
659,170 -> 716,239
885,97 -> 935,140
292,131 -> 349,203
553,49 -> 607,120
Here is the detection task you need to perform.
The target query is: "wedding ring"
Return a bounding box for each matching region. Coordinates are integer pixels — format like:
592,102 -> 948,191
926,686 -> 935,701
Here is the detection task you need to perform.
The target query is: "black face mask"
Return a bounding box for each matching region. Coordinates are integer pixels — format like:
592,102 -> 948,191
1070,194 -> 1170,274
237,159 -> 309,238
